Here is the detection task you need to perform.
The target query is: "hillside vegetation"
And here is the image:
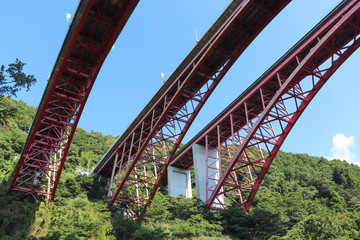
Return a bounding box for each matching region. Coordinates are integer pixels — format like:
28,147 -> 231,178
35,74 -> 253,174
1,99 -> 360,239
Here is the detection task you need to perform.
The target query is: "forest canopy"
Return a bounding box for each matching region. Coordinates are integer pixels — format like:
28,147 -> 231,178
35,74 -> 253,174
1,98 -> 360,239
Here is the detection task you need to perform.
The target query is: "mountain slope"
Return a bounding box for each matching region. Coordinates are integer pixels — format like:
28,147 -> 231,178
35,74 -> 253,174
1,98 -> 360,239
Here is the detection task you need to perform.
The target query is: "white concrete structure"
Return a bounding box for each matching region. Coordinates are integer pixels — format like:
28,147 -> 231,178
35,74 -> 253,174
167,166 -> 192,198
193,144 -> 225,208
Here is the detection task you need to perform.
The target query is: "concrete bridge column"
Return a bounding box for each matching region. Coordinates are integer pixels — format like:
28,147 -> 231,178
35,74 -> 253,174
167,166 -> 192,198
193,144 -> 224,208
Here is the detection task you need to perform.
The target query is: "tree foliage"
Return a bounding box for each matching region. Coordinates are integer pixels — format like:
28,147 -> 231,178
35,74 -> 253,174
0,59 -> 36,96
2,99 -> 360,239
0,59 -> 36,125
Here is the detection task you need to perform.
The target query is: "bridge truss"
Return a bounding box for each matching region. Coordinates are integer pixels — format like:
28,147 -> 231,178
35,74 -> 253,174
11,0 -> 360,221
172,0 -> 360,211
94,0 -> 291,219
8,0 -> 139,202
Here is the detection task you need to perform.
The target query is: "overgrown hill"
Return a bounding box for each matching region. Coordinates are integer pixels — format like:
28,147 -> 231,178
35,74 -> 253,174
1,98 -> 360,239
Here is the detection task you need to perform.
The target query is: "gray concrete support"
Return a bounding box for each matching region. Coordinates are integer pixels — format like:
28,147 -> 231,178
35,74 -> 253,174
193,144 -> 224,208
167,166 -> 192,198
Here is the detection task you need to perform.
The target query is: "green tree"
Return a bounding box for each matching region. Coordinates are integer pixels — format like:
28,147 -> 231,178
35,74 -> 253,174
280,214 -> 359,239
0,59 -> 36,125
329,190 -> 347,212
218,206 -> 253,239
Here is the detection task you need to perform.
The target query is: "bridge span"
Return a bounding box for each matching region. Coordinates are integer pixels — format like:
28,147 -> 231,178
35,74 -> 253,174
94,0 -> 291,218
171,0 -> 360,211
94,0 -> 360,218
8,0 -> 139,202
10,0 -> 360,222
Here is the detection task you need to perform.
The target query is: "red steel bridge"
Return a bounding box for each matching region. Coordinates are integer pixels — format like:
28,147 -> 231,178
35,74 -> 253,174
8,0 -> 139,201
94,0 -> 360,218
8,0 -> 360,221
171,0 -> 360,211
93,0 -> 291,218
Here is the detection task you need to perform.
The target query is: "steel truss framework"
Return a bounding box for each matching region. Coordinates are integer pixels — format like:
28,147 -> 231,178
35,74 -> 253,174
172,0 -> 360,211
8,0 -> 139,202
94,0 -> 290,219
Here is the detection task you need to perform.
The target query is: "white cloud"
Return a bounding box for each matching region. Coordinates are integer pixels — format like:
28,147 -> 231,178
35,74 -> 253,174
329,133 -> 357,164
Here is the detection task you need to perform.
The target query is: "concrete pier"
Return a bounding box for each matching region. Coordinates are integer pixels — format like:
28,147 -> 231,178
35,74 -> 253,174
193,144 -> 224,208
167,166 -> 192,198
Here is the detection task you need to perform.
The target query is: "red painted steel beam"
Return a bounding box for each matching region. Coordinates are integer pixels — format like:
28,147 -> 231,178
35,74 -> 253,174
172,0 -> 360,211
8,0 -> 139,202
94,0 -> 291,219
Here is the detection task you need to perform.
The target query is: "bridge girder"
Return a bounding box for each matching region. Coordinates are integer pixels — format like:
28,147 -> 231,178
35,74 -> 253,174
172,0 -> 360,211
94,0 -> 291,219
8,0 -> 139,202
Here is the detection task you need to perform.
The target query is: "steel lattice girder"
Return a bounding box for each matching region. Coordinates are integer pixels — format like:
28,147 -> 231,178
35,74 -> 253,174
8,0 -> 139,202
94,0 -> 291,219
172,0 -> 360,211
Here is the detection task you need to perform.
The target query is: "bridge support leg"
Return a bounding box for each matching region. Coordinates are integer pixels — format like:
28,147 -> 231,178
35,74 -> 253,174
193,144 -> 224,208
167,166 -> 192,198
107,149 -> 119,198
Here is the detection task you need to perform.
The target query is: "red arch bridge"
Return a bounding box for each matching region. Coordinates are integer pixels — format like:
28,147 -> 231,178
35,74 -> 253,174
8,0 -> 360,219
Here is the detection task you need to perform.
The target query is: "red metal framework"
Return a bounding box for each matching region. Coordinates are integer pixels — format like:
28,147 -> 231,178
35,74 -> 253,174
8,0 -> 139,202
94,0 -> 291,219
172,0 -> 360,211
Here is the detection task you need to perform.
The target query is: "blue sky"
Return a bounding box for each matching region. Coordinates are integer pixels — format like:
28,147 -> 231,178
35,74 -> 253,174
2,0 -> 360,165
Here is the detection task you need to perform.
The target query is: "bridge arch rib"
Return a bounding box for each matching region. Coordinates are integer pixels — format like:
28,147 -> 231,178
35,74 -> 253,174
172,0 -> 360,211
94,0 -> 291,219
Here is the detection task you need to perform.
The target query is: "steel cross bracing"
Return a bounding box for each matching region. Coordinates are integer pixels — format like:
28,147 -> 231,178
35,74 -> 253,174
94,0 -> 291,218
8,0 -> 139,202
172,0 -> 360,211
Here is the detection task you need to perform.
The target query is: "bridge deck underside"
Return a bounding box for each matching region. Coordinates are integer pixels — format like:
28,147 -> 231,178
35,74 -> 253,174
95,0 -> 288,177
